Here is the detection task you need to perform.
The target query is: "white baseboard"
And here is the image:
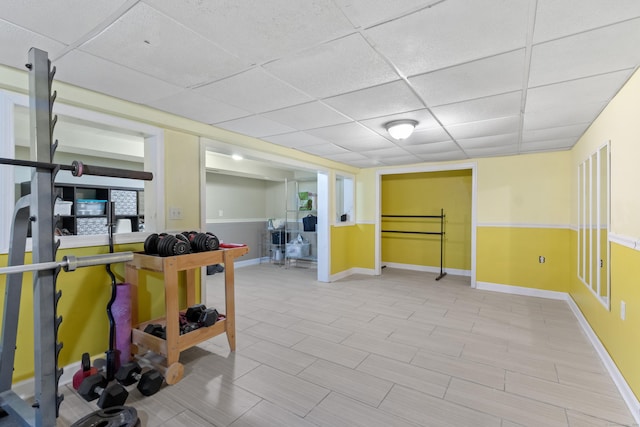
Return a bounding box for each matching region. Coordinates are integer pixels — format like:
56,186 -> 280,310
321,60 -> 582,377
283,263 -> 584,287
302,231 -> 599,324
566,297 -> 640,425
234,257 -> 264,268
384,262 -> 470,277
477,281 -> 640,426
12,358 -> 80,399
475,281 -> 568,300
330,267 -> 376,282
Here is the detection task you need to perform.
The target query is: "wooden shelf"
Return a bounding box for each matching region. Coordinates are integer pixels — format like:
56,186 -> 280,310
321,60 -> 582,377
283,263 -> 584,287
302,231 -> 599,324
124,246 -> 249,383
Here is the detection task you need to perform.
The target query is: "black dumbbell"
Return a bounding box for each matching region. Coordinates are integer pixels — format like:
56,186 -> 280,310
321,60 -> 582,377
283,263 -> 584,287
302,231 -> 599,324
115,362 -> 164,397
185,304 -> 219,327
144,323 -> 166,340
78,374 -> 128,408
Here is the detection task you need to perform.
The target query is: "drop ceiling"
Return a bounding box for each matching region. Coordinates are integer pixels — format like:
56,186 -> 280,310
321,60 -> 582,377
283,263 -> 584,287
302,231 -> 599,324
1,0 -> 639,168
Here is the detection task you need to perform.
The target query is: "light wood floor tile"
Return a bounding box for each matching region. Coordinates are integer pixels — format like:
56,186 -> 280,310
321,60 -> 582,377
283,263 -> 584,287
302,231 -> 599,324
159,409 -> 215,427
555,364 -> 621,398
356,354 -> 450,398
244,308 -> 303,328
305,391 -> 420,427
292,336 -> 369,368
241,340 -> 317,375
234,365 -> 329,417
229,400 -> 318,427
169,374 -> 261,426
185,347 -> 262,381
412,349 -> 506,390
445,377 -> 568,427
566,409 -> 629,427
508,341 -> 606,373
341,333 -> 418,363
243,322 -> 307,347
285,306 -> 342,324
380,384 -> 501,427
330,317 -> 396,338
505,371 -> 635,426
462,341 -> 558,382
287,319 -> 353,343
298,359 -> 393,406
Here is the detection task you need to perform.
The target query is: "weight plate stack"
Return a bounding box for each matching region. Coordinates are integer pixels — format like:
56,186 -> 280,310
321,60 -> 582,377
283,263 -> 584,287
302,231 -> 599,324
71,405 -> 139,427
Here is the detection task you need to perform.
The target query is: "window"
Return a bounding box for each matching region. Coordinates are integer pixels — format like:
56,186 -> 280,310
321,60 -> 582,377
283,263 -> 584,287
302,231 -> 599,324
578,142 -> 610,308
335,173 -> 354,224
0,90 -> 164,252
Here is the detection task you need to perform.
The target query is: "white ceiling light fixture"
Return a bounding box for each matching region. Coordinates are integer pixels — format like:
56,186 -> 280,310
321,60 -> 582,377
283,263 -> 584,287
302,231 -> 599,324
385,120 -> 418,140
231,154 -> 243,161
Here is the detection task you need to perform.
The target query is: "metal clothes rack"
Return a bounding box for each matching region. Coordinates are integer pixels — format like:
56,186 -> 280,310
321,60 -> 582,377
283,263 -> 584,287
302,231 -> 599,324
381,208 -> 447,281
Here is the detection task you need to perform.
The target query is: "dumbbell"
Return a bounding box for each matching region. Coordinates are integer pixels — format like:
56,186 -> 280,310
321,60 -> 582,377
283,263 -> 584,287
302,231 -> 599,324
144,233 -> 190,256
144,323 -> 166,339
115,362 -> 164,397
186,304 -> 219,327
182,231 -> 220,252
78,374 -> 129,408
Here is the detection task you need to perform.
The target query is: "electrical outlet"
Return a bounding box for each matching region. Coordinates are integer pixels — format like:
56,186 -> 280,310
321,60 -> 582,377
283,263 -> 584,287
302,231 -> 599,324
539,256 -> 545,263
169,207 -> 183,220
621,301 -> 626,320
218,209 -> 224,217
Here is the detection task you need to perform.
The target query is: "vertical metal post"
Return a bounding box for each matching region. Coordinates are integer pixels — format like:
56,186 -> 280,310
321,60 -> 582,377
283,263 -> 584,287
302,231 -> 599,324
28,47 -> 61,427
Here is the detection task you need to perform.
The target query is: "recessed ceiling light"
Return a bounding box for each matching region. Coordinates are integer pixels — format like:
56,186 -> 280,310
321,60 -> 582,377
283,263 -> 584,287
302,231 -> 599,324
232,154 -> 243,161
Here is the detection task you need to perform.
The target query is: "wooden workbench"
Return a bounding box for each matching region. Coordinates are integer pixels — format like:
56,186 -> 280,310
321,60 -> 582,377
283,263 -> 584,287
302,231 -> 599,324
124,246 -> 248,383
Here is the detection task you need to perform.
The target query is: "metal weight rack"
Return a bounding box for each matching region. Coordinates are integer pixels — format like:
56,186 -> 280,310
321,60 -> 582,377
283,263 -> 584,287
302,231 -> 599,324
0,48 -> 153,426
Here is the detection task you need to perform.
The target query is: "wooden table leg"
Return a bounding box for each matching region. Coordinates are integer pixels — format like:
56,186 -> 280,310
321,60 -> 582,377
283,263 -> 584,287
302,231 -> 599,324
164,257 -> 181,365
223,251 -> 236,351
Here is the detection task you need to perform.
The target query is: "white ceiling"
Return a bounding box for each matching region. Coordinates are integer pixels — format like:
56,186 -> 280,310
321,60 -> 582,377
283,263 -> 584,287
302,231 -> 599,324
2,0 -> 640,168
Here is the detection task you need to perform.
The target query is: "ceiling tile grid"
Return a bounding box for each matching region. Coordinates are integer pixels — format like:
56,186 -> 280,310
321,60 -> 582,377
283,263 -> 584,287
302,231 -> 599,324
1,1 -> 639,168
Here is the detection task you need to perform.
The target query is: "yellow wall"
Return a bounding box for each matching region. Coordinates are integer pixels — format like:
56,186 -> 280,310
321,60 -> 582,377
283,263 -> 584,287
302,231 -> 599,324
330,224 -> 375,275
381,170 -> 472,271
164,130 -> 201,231
568,68 -> 640,399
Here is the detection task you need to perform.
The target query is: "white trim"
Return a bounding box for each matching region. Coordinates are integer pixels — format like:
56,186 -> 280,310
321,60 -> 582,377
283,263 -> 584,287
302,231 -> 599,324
609,233 -> 640,251
233,257 -> 263,269
332,221 -> 356,228
476,281 -> 568,300
477,223 -> 570,229
384,262 -> 470,277
330,267 -> 376,282
567,297 -> 640,426
356,220 -> 375,225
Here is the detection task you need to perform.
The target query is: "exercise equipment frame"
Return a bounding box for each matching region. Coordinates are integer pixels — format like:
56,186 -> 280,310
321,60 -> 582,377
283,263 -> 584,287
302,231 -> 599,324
381,208 -> 447,281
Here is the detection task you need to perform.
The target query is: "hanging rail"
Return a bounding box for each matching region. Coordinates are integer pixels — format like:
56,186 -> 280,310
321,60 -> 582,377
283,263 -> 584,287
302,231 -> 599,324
381,208 -> 447,280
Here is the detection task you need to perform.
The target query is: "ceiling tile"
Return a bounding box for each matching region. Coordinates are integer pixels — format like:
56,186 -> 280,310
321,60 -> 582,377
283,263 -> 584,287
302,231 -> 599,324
196,68 -> 312,114
457,133 -> 519,150
529,18 -> 640,87
306,122 -> 381,142
322,151 -> 371,163
0,0 -> 131,44
522,123 -> 588,143
144,0 -> 355,64
80,2 -> 251,87
410,49 -> 525,107
345,158 -> 384,168
404,141 -> 461,155
365,0 -> 530,76
379,155 -> 422,166
533,0 -> 640,44
431,92 -> 522,126
523,103 -> 605,131
216,116 -> 296,138
360,146 -> 414,159
415,150 -> 468,162
360,109 -> 439,137
0,20 -> 66,70
264,33 -> 398,98
148,90 -> 251,124
464,145 -> 519,158
397,126 -> 452,146
445,116 -> 521,140
333,0 -> 440,28
263,132 -> 330,149
525,70 -> 633,113
323,80 -> 424,120
297,143 -> 350,156
261,101 -> 351,130
520,138 -> 576,152
54,50 -> 184,104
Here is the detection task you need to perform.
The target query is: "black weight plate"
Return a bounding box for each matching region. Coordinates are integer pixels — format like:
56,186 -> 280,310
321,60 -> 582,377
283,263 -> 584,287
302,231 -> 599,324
157,235 -> 171,257
144,233 -> 159,254
205,234 -> 220,251
172,239 -> 190,255
71,405 -> 138,427
175,233 -> 191,249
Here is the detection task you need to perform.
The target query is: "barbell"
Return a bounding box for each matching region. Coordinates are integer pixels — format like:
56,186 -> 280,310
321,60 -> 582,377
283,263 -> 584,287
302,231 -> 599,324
0,252 -> 134,276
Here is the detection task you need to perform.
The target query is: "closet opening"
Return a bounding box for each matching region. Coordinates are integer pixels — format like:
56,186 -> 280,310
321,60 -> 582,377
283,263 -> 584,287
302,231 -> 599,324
375,163 -> 477,287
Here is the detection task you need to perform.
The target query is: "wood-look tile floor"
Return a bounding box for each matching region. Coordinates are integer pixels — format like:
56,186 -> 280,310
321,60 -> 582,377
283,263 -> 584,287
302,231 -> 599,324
57,265 -> 637,426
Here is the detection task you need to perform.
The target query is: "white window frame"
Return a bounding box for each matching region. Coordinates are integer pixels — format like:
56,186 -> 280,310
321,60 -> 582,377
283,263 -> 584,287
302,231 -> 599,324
334,172 -> 355,226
